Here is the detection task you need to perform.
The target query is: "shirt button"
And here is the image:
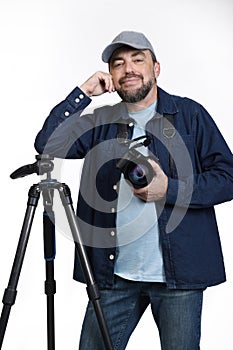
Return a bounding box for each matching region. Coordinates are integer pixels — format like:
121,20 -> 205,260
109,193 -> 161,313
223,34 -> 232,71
110,231 -> 115,237
75,98 -> 80,103
113,185 -> 117,191
64,111 -> 70,117
129,122 -> 134,127
109,254 -> 115,260
79,94 -> 84,99
111,208 -> 116,213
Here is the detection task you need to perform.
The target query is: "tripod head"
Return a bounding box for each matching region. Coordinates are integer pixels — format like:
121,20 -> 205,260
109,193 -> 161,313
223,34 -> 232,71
10,154 -> 54,180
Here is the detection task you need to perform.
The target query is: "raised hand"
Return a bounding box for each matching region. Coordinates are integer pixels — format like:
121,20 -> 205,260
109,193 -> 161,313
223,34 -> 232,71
80,71 -> 115,97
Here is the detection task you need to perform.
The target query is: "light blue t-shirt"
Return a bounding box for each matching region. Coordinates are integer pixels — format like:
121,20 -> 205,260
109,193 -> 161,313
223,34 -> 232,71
114,102 -> 165,282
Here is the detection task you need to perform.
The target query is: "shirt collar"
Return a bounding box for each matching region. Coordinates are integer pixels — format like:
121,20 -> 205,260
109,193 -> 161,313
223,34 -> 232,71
156,87 -> 179,115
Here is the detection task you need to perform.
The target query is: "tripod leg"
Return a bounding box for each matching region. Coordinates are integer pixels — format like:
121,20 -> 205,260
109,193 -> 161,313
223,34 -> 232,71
58,184 -> 114,350
0,184 -> 40,349
45,260 -> 55,350
42,190 -> 56,350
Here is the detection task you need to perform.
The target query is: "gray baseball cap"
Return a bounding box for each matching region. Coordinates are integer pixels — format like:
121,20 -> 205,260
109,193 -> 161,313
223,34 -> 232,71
102,30 -> 156,63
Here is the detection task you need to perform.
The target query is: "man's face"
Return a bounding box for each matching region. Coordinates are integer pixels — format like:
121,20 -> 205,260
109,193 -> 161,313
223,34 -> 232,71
109,47 -> 160,103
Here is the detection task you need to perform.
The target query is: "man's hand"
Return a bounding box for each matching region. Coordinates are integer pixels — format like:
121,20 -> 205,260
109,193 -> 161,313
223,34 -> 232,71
80,71 -> 115,97
132,159 -> 168,202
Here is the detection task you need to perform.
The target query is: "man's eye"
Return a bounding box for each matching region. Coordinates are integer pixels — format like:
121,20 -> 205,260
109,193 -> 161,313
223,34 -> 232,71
113,62 -> 123,68
134,59 -> 144,63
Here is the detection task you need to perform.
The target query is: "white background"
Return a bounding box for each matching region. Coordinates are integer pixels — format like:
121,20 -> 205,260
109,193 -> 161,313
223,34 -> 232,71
0,0 -> 233,349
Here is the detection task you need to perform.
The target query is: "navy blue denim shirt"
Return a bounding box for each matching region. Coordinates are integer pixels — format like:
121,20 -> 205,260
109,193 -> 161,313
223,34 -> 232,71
35,86 -> 233,289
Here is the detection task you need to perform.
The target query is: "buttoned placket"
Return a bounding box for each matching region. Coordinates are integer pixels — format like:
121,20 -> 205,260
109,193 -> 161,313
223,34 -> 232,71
111,119 -> 135,215
106,119 -> 135,265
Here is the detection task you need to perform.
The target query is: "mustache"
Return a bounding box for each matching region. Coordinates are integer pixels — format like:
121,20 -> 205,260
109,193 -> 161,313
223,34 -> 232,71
119,73 -> 143,84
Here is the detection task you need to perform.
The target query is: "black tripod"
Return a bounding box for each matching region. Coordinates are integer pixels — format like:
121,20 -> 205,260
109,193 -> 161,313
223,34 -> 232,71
0,155 -> 113,350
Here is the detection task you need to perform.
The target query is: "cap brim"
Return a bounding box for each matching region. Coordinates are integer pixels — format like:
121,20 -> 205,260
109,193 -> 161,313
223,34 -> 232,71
101,42 -> 147,63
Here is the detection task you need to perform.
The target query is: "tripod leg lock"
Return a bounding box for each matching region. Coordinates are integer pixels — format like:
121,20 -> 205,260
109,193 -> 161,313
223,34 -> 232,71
2,288 -> 17,306
86,283 -> 100,302
44,281 -> 56,296
28,185 -> 40,206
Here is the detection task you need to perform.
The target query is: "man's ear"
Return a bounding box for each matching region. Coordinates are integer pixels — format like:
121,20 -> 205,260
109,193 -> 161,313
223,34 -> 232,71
154,62 -> 160,79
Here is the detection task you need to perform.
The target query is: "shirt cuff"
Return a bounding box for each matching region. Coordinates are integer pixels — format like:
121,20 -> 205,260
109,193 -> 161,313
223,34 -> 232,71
166,177 -> 179,205
66,86 -> 92,111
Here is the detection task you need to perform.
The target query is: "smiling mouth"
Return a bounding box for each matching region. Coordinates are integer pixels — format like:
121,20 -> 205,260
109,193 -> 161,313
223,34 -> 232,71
120,76 -> 142,87
122,77 -> 139,83
119,74 -> 142,83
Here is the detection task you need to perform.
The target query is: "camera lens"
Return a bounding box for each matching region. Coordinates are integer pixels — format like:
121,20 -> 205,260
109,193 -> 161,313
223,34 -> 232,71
116,145 -> 156,189
126,162 -> 151,188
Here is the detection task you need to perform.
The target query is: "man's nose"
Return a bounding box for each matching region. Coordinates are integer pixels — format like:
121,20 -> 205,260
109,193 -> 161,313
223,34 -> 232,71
124,61 -> 135,74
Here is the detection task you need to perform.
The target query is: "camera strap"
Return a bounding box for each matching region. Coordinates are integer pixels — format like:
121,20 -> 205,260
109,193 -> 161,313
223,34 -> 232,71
163,114 -> 176,177
117,120 -> 130,144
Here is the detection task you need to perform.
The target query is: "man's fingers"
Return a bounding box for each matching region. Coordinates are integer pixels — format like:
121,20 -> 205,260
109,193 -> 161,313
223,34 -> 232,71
101,73 -> 115,93
81,71 -> 115,96
148,159 -> 161,174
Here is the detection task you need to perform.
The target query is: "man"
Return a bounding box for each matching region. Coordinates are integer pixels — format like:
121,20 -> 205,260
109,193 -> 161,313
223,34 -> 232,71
35,31 -> 233,349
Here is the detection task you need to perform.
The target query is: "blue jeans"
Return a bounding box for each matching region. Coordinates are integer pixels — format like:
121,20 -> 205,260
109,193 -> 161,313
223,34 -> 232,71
79,276 -> 204,350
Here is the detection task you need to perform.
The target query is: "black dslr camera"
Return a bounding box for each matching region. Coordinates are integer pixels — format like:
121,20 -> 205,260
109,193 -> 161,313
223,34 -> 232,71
116,136 -> 158,189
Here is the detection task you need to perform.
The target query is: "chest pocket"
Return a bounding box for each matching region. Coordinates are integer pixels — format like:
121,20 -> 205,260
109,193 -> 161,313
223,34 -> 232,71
162,114 -> 195,179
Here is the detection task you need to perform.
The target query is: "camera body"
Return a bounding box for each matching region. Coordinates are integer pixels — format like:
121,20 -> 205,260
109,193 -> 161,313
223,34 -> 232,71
116,146 -> 158,189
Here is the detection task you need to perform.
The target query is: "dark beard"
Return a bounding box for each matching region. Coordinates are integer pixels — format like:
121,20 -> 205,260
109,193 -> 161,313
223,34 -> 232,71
117,79 -> 154,103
